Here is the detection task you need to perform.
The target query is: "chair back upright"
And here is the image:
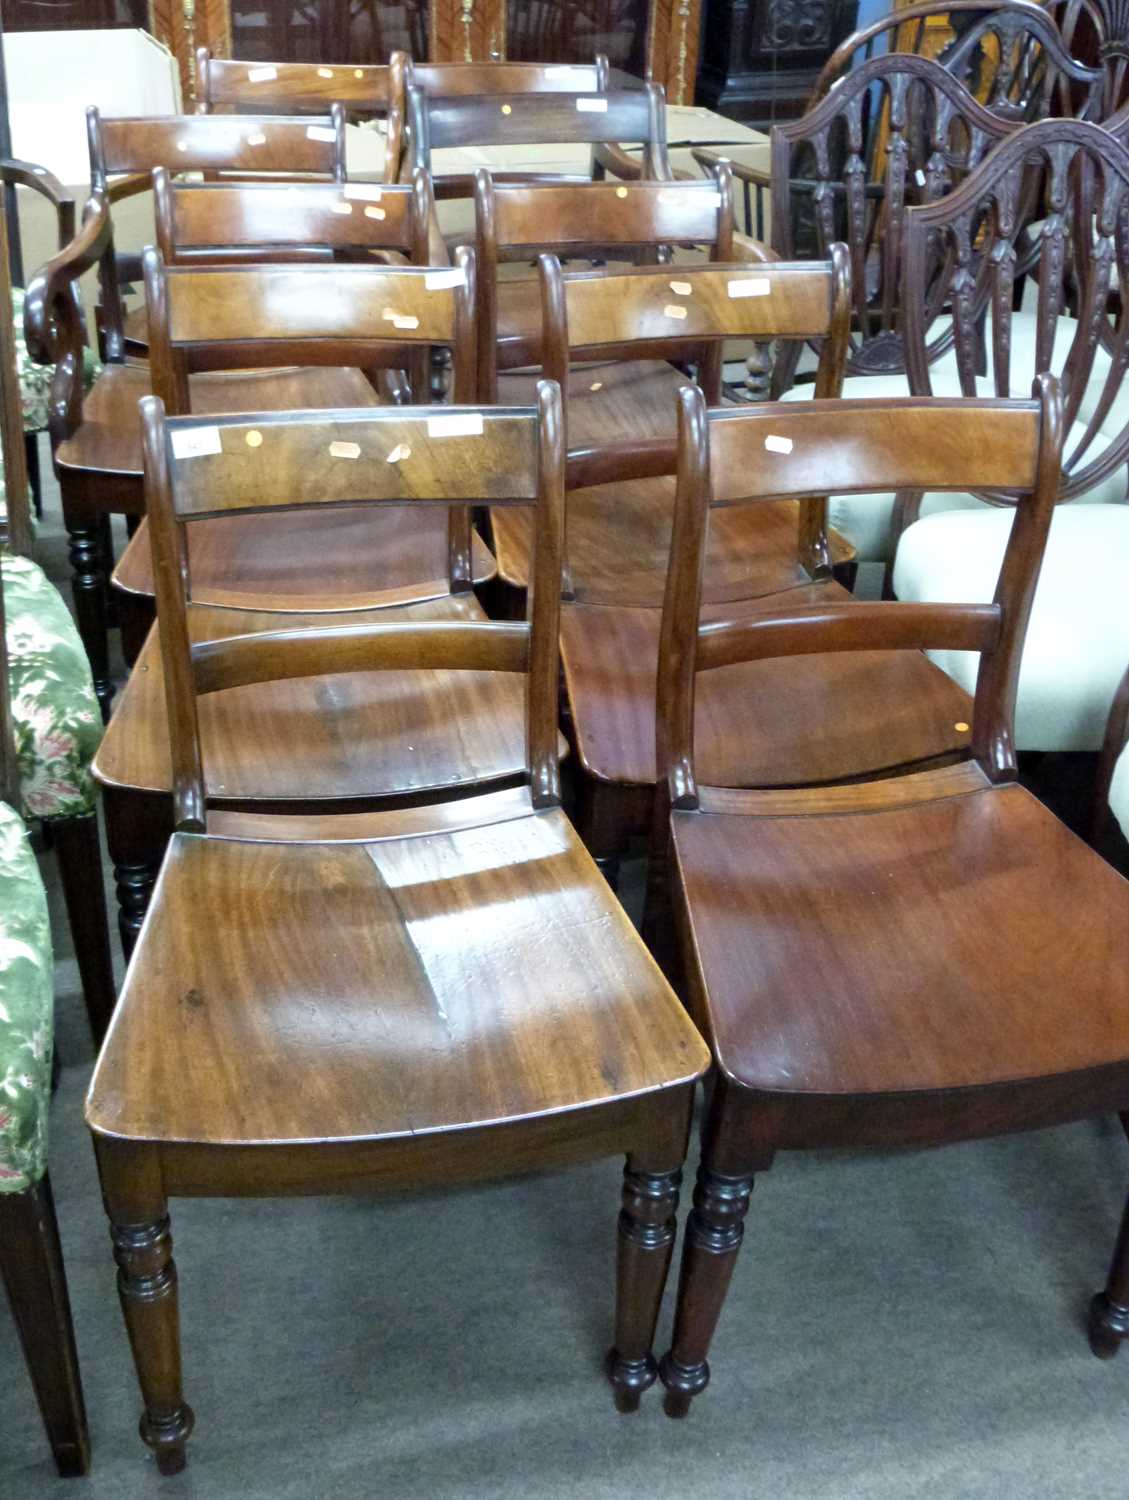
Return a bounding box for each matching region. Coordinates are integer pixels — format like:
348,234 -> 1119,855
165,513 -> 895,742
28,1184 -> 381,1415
140,382 -> 565,831
903,116 -> 1129,504
537,246 -> 852,586
476,171 -> 735,396
656,378 -> 1064,824
770,52 -> 1013,390
87,105 -> 347,361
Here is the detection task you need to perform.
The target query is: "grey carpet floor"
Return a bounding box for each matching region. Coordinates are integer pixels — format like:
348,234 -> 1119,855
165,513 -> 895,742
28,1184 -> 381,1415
4,445 -> 1129,1498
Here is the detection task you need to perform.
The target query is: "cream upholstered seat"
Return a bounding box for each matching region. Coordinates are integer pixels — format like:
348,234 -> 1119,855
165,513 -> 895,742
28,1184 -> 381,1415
780,312 -> 1126,562
893,505 -> 1129,752
1110,741 -> 1129,839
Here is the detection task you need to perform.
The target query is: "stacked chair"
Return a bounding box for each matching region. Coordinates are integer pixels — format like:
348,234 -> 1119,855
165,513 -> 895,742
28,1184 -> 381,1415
11,8 -> 1129,1472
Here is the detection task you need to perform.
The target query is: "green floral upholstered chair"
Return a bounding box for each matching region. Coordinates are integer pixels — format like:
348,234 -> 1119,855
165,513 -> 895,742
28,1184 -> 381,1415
0,800 -> 90,1476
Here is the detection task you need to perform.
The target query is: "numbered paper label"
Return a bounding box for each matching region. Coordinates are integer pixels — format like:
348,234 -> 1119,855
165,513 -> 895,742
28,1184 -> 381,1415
248,67 -> 277,82
428,413 -> 484,438
764,434 -> 793,455
728,278 -> 770,299
307,125 -> 337,143
576,97 -> 608,112
171,426 -> 223,459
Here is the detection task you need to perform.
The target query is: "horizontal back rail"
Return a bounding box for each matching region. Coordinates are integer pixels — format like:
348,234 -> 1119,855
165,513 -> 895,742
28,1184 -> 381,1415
90,107 -> 346,180
485,176 -> 727,250
407,60 -> 609,96
696,600 -> 1002,673
197,49 -> 403,113
157,261 -> 469,345
154,174 -> 421,258
706,399 -> 1041,504
417,87 -> 662,152
559,261 -> 836,351
191,619 -> 530,696
162,408 -> 542,517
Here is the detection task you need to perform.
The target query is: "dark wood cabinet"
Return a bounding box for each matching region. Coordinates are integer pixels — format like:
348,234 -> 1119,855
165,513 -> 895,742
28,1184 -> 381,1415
696,0 -> 860,125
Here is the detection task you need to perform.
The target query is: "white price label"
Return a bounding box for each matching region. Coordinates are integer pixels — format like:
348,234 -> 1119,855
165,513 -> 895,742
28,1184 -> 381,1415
329,441 -> 361,459
331,201 -> 353,215
764,434 -> 793,455
424,268 -> 466,289
669,280 -> 692,296
663,304 -> 688,320
915,169 -> 927,187
576,97 -> 608,112
317,67 -> 334,79
170,426 -> 223,460
344,184 -> 383,201
247,67 -> 277,82
728,278 -> 771,299
246,132 -> 267,146
427,413 -> 484,438
307,125 -> 337,143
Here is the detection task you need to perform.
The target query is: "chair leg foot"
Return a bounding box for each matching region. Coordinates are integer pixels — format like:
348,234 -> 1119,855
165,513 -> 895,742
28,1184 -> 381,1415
1089,1292 -> 1129,1359
657,1164 -> 754,1418
110,1214 -> 194,1473
0,1176 -> 90,1476
606,1160 -> 682,1412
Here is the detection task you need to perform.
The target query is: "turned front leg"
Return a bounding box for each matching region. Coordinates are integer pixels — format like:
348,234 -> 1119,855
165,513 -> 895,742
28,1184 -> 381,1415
659,1164 -> 754,1417
66,520 -> 114,720
606,1161 -> 682,1412
1090,1186 -> 1129,1358
95,1141 -> 194,1474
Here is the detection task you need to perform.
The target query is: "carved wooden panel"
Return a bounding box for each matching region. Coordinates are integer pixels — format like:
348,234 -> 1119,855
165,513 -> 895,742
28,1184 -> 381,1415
697,0 -> 860,125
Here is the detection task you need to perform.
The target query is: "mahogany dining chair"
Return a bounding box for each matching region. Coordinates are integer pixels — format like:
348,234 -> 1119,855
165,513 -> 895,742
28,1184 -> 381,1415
94,248 -> 496,953
85,386 -> 710,1473
646,376 -> 1129,1417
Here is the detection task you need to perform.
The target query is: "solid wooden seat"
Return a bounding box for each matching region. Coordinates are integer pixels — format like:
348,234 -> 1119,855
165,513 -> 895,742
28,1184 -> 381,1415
87,791 -> 699,1147
646,380 -> 1129,1418
560,589 -> 972,793
95,594 -> 541,804
85,387 -> 709,1474
56,362 -> 378,479
112,508 -> 495,615
674,768 -> 1129,1098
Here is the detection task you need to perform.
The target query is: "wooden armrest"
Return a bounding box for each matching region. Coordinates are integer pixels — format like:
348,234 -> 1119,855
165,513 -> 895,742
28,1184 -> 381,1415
0,158 -> 76,249
593,142 -> 645,181
732,231 -> 777,265
692,148 -> 771,189
23,194 -> 109,366
106,172 -> 151,204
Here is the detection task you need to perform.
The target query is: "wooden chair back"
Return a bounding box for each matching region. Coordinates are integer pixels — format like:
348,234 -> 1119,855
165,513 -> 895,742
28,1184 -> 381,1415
770,52 -> 1013,388
538,246 -> 851,584
476,171 -> 735,394
903,117 -> 1129,503
814,0 -> 1102,122
406,58 -> 610,96
139,383 -> 565,830
406,81 -> 671,200
142,244 -> 477,410
87,105 -> 347,361
656,377 -> 1064,819
152,168 -> 432,267
195,47 -> 408,118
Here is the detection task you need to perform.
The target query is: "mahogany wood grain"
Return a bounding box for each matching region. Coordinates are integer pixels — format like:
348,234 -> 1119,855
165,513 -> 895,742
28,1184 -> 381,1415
196,47 -> 408,121
647,377 -> 1122,1421
89,106 -> 347,183
85,385 -> 708,1470
407,58 -> 610,96
153,170 -> 431,265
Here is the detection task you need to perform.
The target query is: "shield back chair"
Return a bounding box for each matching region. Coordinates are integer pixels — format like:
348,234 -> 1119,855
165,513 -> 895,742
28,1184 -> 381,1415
892,118 -> 1129,758
194,48 -> 408,185
92,247 -> 504,954
477,171 -> 823,613
0,190 -> 115,1045
536,250 -> 974,878
0,796 -> 90,1477
647,377 -> 1129,1417
813,0 -> 1101,119
0,160 -> 99,520
84,387 -> 710,1474
109,167 -> 437,660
